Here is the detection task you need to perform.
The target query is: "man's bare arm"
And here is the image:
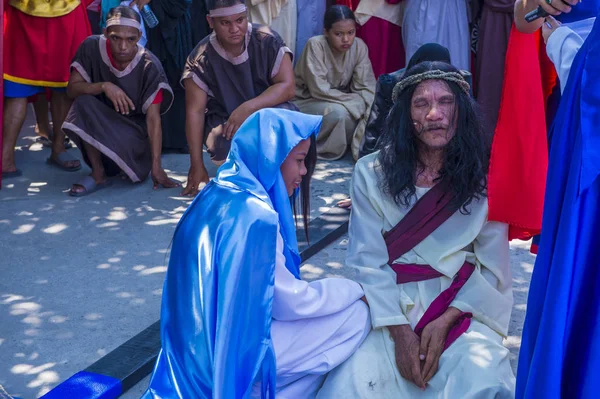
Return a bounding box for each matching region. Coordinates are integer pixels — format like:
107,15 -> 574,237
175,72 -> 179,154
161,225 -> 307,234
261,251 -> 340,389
245,53 -> 296,112
146,103 -> 180,189
222,53 -> 296,138
66,70 -> 104,99
515,0 -> 579,34
146,103 -> 163,169
67,69 -> 135,114
182,78 -> 209,196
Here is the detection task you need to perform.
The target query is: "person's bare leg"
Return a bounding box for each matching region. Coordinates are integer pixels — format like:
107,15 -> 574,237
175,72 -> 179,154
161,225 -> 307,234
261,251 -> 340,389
33,96 -> 51,138
2,97 -> 28,173
70,142 -> 108,194
49,91 -> 79,168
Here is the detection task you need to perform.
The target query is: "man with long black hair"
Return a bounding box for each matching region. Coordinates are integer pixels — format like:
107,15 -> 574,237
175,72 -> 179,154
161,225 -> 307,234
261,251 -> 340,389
319,61 -> 515,397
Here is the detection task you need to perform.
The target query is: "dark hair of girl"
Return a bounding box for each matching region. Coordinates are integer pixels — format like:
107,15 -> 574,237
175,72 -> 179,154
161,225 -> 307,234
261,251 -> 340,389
323,5 -> 356,31
292,135 -> 317,242
107,5 -> 141,23
377,61 -> 491,214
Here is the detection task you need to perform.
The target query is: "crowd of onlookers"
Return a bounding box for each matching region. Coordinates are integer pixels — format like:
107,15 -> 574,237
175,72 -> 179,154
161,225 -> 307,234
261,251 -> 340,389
1,0 -> 514,196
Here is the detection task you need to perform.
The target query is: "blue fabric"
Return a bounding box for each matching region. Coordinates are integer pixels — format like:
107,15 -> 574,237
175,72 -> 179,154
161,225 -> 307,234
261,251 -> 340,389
295,0 -> 325,62
3,80 -> 66,98
39,371 -> 121,399
557,1 -> 599,24
516,13 -> 600,399
142,109 -> 322,398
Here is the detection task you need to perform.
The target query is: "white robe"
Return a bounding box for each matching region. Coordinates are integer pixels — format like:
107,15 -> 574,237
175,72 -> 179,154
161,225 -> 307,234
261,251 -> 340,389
546,17 -> 595,93
317,153 -> 516,398
247,0 -> 298,55
252,228 -> 371,398
402,0 -> 470,71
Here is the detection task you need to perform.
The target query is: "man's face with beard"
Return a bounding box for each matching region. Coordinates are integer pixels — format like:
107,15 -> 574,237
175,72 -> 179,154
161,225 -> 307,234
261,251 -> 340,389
410,79 -> 457,150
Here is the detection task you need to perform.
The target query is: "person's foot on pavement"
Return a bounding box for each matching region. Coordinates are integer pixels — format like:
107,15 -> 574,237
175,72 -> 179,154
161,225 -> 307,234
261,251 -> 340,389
337,198 -> 352,209
47,151 -> 81,171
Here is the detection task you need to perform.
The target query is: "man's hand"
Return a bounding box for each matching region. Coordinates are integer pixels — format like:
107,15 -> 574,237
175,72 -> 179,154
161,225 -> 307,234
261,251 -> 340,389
418,307 -> 462,384
536,0 -> 579,16
151,167 -> 180,190
129,0 -> 150,9
182,164 -> 210,196
542,16 -> 562,43
223,102 -> 254,140
102,82 -> 135,114
389,324 -> 426,389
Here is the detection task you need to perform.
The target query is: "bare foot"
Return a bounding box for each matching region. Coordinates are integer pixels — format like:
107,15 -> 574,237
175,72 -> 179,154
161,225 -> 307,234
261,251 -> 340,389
337,198 -> 352,209
50,151 -> 81,170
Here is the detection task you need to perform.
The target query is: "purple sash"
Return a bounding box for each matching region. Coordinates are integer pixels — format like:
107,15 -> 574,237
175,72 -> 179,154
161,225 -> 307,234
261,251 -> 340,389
384,181 -> 474,350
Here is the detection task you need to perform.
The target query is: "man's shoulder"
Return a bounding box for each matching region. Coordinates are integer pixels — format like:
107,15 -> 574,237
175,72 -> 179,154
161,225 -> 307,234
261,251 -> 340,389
187,34 -> 212,62
251,23 -> 284,45
355,152 -> 380,178
79,35 -> 101,51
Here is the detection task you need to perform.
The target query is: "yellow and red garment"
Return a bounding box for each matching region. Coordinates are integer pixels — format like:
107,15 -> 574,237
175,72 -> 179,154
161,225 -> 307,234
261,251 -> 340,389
3,0 -> 92,87
487,25 -> 557,241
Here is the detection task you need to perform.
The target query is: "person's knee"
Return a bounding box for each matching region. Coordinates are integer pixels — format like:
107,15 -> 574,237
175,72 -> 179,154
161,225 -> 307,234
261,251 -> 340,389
343,301 -> 371,342
322,103 -> 350,123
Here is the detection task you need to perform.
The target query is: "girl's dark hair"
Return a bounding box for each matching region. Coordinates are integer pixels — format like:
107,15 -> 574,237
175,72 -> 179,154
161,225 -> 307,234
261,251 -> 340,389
377,61 -> 490,214
323,5 -> 356,31
107,6 -> 141,23
207,0 -> 245,11
293,135 -> 317,242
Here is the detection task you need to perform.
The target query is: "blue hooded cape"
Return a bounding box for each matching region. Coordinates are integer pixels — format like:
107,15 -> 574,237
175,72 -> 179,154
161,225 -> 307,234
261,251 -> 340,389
516,12 -> 600,399
142,109 -> 322,398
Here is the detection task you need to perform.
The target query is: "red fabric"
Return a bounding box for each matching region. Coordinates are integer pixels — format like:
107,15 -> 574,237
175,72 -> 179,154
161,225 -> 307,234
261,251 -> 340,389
391,262 -> 475,351
356,17 -> 405,78
488,26 -> 554,240
152,89 -> 163,104
336,0 -> 406,77
382,178 -> 473,351
105,39 -> 163,104
3,3 -> 91,86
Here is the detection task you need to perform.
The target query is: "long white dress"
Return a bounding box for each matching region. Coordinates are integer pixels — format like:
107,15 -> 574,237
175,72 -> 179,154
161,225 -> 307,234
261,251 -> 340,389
402,0 -> 470,71
317,152 -> 516,398
251,227 -> 371,398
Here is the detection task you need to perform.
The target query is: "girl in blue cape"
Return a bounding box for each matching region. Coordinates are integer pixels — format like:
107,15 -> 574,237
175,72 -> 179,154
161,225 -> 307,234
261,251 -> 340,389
142,108 -> 370,398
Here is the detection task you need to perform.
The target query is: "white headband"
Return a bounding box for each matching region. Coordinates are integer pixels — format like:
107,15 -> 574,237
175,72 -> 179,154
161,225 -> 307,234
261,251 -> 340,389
208,4 -> 247,17
106,17 -> 142,31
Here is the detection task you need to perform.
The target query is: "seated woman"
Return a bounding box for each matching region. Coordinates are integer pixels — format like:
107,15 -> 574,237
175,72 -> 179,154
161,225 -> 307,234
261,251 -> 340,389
294,5 -> 376,161
142,109 -> 371,399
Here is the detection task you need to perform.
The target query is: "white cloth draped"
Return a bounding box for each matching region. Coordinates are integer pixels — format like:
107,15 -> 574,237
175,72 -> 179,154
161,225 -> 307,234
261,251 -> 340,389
317,153 -> 516,397
251,227 -> 370,398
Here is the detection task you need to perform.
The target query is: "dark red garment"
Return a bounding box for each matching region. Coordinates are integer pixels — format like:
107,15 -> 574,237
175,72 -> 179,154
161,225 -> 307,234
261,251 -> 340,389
383,180 -> 474,350
336,0 -> 406,78
105,39 -> 162,104
488,25 -> 556,240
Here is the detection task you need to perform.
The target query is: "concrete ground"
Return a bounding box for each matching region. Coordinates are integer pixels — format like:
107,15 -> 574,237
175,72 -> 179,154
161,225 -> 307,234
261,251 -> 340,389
0,108 -> 535,398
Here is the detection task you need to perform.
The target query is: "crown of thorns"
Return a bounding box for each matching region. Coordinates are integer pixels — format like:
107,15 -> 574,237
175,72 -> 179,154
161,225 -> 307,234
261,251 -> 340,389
391,70 -> 471,102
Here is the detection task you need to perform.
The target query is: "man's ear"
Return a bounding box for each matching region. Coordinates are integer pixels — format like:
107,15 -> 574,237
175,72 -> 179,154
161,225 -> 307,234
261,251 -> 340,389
102,27 -> 108,38
206,15 -> 214,29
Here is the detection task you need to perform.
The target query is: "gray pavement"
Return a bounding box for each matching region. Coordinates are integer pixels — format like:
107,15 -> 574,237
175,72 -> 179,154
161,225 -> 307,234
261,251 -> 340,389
0,108 -> 534,398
